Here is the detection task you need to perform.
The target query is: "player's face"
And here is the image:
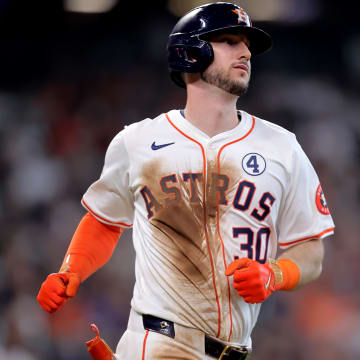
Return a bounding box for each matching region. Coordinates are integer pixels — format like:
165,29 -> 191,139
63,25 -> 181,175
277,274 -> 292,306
201,32 -> 251,96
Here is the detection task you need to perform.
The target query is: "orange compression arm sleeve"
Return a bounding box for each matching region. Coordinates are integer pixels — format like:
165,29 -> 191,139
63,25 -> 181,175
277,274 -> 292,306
59,213 -> 124,282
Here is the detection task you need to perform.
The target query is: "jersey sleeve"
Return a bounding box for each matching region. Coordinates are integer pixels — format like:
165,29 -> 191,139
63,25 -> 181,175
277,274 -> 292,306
277,138 -> 335,248
81,131 -> 134,228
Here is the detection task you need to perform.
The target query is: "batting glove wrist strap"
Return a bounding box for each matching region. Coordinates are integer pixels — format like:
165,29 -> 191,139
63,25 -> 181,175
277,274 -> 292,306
267,258 -> 284,288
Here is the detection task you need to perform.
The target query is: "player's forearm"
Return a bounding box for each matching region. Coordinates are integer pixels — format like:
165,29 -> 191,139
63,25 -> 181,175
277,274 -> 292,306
278,238 -> 324,289
60,212 -> 124,281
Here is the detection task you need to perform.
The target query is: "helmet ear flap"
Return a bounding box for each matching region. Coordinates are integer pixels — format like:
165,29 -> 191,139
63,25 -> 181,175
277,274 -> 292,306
175,47 -> 196,63
168,40 -> 213,88
168,36 -> 214,74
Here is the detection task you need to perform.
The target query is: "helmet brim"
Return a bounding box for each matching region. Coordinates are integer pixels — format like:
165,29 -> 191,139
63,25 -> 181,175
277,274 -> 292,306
199,25 -> 272,56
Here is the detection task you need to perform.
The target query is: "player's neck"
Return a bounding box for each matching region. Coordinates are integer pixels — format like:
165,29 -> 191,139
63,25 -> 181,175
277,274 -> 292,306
184,84 -> 239,138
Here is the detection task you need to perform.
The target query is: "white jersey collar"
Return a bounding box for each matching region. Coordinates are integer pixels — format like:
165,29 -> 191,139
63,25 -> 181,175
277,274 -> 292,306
166,109 -> 253,144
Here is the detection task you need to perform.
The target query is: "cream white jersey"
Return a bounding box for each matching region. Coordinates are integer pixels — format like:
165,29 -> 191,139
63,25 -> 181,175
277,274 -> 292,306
82,109 -> 334,346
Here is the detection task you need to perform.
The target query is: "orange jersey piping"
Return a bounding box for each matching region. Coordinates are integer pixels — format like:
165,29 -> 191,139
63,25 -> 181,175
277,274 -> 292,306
279,227 -> 335,247
142,330 -> 149,360
165,112 -> 222,338
216,115 -> 255,341
81,198 -> 132,228
216,115 -> 256,170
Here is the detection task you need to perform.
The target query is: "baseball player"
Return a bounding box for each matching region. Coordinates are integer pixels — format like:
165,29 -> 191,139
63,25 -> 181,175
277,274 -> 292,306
37,3 -> 335,359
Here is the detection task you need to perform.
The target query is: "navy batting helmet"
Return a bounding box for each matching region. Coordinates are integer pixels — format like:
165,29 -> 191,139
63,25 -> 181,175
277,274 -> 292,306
167,2 -> 272,88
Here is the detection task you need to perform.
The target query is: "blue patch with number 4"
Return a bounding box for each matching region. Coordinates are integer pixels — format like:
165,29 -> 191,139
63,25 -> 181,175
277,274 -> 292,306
242,153 -> 266,176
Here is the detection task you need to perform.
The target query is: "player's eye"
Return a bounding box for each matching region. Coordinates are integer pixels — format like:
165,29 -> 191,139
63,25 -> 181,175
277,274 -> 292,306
225,38 -> 235,45
219,36 -> 235,44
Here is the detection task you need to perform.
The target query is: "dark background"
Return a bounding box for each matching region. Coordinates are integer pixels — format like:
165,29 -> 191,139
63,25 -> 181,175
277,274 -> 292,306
0,1 -> 359,359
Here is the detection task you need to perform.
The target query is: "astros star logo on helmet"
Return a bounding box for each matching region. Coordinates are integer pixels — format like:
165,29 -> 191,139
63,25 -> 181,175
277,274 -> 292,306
232,8 -> 251,25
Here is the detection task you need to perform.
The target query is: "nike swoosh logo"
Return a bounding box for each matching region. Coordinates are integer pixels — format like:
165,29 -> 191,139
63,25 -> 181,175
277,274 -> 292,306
151,141 -> 175,150
264,274 -> 272,290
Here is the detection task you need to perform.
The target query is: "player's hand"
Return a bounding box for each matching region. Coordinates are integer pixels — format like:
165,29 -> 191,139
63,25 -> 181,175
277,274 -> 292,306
225,258 -> 279,304
37,272 -> 81,313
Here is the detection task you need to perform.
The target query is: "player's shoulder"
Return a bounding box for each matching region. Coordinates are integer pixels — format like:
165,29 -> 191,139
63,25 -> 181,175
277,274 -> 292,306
248,112 -> 298,147
248,112 -> 309,166
107,111 -> 172,152
107,111 -> 168,140
120,111 -> 170,135
251,113 -> 295,138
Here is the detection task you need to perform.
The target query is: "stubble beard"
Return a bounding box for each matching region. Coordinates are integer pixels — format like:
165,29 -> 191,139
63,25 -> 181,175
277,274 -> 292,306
201,66 -> 250,97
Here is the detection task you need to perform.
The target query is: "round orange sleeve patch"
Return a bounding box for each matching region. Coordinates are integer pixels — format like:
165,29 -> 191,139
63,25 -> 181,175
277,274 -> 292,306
315,184 -> 330,215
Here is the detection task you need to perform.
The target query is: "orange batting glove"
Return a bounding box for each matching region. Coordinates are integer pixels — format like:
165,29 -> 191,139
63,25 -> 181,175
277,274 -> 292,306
225,257 -> 299,304
37,272 -> 81,313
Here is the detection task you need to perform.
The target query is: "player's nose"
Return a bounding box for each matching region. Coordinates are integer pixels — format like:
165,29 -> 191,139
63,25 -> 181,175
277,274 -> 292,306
236,41 -> 251,61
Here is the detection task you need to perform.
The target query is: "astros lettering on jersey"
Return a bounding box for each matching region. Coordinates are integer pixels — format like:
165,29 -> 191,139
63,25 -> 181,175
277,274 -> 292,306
82,109 -> 335,345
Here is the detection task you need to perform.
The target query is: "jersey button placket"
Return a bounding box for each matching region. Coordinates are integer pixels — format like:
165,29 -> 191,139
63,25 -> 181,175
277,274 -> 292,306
206,141 -> 227,338
210,140 -> 234,340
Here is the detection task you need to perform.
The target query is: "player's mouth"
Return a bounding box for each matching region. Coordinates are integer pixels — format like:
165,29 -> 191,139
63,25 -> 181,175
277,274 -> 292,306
232,63 -> 249,73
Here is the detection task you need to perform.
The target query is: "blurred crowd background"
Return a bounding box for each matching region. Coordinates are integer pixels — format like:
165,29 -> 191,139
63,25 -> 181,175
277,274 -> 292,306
0,0 -> 359,359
